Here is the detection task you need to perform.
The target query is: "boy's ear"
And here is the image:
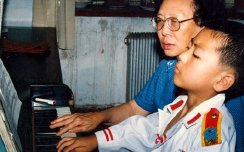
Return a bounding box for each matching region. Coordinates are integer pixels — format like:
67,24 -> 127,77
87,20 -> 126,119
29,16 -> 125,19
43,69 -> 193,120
213,72 -> 235,92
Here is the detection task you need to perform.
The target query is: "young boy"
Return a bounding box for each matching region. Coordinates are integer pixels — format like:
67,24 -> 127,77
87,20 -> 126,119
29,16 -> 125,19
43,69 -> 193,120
57,21 -> 244,152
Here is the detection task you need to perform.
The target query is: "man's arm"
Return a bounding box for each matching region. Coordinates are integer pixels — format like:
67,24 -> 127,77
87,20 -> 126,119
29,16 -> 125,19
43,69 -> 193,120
50,99 -> 150,135
101,99 -> 150,125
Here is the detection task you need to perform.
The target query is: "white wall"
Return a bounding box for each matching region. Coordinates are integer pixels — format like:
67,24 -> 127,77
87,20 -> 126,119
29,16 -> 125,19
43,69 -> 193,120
60,17 -> 155,107
3,0 -> 33,26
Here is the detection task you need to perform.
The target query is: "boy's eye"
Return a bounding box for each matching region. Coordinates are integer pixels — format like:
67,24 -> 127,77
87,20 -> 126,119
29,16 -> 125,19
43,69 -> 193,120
185,44 -> 191,50
186,39 -> 193,50
193,53 -> 200,59
186,45 -> 191,50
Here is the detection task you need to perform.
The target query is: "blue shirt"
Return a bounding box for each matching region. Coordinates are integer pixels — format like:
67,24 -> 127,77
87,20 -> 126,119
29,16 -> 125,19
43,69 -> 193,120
135,59 -> 177,112
135,59 -> 244,152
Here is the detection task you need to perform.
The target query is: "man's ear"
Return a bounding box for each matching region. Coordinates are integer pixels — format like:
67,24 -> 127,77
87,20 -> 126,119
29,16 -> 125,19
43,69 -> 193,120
213,72 -> 235,92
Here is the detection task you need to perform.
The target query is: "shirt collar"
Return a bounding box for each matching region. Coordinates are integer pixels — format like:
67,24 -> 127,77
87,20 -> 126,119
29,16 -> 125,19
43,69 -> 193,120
182,93 -> 225,128
160,94 -> 225,129
158,95 -> 187,133
165,95 -> 187,113
166,60 -> 177,71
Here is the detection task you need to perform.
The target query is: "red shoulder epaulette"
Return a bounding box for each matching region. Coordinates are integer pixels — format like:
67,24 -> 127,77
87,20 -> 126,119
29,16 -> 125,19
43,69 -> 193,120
201,108 -> 222,146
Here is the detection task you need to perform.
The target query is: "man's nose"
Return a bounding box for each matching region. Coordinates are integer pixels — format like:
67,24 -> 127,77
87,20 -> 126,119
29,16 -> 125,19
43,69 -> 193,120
159,23 -> 171,36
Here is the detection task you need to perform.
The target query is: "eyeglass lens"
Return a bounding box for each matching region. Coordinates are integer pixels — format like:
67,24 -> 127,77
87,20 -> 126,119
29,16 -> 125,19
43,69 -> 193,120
154,17 -> 180,31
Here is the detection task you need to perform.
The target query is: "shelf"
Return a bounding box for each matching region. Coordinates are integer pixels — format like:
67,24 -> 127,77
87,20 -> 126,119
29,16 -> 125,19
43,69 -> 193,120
75,5 -> 155,17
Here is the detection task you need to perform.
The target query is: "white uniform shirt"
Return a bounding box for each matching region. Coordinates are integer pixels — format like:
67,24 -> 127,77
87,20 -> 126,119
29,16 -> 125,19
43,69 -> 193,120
95,94 -> 236,152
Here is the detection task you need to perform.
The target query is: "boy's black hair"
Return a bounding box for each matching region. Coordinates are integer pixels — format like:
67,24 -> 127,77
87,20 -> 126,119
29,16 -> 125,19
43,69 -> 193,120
207,20 -> 244,99
154,0 -> 227,26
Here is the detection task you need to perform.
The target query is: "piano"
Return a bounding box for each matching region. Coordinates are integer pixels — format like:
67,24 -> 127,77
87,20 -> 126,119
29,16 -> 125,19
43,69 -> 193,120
0,27 -> 75,152
31,85 -> 76,152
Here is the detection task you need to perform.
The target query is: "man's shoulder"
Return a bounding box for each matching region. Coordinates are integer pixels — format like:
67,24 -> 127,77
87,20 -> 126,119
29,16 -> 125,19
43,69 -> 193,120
157,59 -> 177,71
159,59 -> 177,66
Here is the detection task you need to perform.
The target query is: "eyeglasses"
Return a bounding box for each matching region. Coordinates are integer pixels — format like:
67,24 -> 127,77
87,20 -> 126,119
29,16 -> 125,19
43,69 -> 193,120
152,17 -> 194,31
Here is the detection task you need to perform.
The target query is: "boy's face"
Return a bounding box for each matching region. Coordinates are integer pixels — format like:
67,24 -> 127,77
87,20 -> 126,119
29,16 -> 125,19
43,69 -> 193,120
173,29 -> 223,93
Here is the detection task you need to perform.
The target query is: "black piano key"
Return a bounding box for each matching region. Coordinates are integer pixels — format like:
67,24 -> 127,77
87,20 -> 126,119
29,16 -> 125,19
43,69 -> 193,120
35,145 -> 57,152
34,109 -> 59,133
33,107 -> 73,152
34,126 -> 57,133
35,134 -> 61,145
34,109 -> 58,120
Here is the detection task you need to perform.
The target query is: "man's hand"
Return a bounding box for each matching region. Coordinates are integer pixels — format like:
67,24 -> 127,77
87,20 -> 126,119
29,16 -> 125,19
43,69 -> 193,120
57,135 -> 98,152
49,112 -> 103,136
50,100 -> 149,136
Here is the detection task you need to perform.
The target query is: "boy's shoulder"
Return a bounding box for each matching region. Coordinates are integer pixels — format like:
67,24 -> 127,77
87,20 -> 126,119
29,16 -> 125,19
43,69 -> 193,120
201,105 -> 235,147
217,104 -> 234,126
202,105 -> 234,129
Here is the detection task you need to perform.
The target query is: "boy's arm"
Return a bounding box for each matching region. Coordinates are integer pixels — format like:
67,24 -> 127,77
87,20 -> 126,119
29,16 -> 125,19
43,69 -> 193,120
56,114 -> 159,152
95,114 -> 159,151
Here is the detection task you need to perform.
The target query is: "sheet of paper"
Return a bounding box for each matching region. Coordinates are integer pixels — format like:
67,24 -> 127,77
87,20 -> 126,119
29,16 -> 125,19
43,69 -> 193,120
0,110 -> 19,152
0,59 -> 22,151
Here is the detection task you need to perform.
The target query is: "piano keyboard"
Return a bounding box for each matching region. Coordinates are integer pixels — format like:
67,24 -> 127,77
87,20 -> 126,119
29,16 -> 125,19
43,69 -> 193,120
33,107 -> 76,152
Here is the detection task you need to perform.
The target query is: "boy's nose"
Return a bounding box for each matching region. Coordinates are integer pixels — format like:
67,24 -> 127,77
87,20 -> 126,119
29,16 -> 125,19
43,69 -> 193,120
178,49 -> 191,63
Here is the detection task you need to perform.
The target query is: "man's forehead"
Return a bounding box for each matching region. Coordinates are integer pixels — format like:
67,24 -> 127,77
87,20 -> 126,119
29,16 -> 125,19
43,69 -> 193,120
160,0 -> 195,14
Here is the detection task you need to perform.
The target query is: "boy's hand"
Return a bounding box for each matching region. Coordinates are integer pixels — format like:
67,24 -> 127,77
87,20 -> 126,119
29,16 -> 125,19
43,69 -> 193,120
57,135 -> 98,152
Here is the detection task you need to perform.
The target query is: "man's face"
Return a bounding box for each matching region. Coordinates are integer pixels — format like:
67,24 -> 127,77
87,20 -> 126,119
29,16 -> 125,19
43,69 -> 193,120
173,29 -> 223,93
157,0 -> 201,57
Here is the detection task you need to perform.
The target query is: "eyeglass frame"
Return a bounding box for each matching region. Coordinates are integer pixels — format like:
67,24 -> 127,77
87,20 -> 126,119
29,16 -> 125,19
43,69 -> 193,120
152,16 -> 195,31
